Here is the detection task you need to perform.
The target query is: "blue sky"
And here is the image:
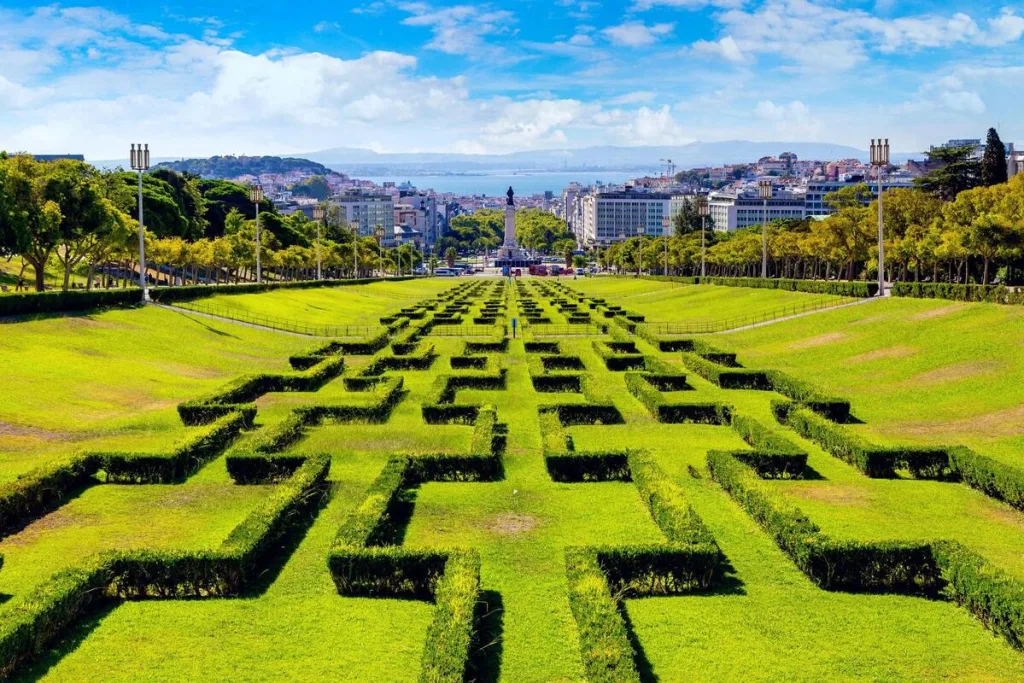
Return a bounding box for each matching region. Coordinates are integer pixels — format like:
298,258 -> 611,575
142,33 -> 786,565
1,1 -> 1023,159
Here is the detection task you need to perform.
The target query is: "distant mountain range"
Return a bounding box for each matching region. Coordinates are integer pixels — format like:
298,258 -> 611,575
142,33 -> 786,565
300,141 -> 921,175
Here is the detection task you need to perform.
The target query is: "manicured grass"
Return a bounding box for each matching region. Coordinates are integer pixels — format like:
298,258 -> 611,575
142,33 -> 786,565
5,276 -> 1024,681
183,279 -> 455,327
711,296 -> 1024,465
569,277 -> 847,323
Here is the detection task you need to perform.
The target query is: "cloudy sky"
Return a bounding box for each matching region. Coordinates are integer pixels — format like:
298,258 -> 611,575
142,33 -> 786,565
1,1 -> 1022,159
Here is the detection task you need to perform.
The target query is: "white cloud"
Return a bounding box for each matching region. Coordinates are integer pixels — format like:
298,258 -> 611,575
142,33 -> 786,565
398,3 -> 515,57
754,99 -> 823,139
707,1 -> 1024,73
313,21 -> 340,33
602,21 -> 675,47
610,91 -> 657,105
690,35 -> 745,63
939,90 -> 985,114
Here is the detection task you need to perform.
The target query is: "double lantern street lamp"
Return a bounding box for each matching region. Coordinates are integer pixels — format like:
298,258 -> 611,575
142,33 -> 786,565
374,225 -> 386,277
249,185 -> 264,284
698,197 -> 710,278
313,204 -> 325,281
129,143 -> 150,302
870,138 -> 890,297
758,180 -> 773,279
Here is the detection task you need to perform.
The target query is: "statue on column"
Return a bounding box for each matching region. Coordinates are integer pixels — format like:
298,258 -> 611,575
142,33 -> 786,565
506,186 -> 515,206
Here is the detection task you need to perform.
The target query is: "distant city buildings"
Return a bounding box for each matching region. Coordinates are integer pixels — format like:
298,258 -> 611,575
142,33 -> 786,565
708,188 -> 806,232
332,192 -> 394,238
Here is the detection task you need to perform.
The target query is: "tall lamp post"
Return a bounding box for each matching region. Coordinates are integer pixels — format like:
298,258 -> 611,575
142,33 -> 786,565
870,138 -> 889,297
313,204 -> 325,281
374,224 -> 385,277
663,218 -> 670,277
129,143 -> 150,302
698,197 -> 710,278
249,185 -> 264,284
758,179 -> 773,278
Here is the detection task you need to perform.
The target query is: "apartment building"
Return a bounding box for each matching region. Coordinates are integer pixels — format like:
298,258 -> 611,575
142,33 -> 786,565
332,192 -> 394,237
804,178 -> 913,217
580,189 -> 670,245
708,188 -> 806,232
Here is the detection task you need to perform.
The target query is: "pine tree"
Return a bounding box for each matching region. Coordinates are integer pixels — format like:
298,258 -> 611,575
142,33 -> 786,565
981,127 -> 1009,186
914,144 -> 981,201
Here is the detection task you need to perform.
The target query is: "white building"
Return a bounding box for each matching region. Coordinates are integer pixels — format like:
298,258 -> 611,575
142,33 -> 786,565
332,193 -> 394,237
393,191 -> 439,245
580,189 -> 670,246
804,179 -> 913,217
708,188 -> 806,232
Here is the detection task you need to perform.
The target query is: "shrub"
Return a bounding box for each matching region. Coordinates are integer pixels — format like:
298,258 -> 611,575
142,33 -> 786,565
729,414 -> 808,479
645,275 -> 876,297
680,352 -> 771,389
450,355 -> 487,370
933,540 -> 1024,649
891,282 -> 1024,304
707,450 -> 941,594
419,550 -> 482,683
784,408 -> 951,479
525,341 -> 560,354
101,410 -> 249,483
546,452 -> 631,482
948,447 -> 1024,512
0,453 -> 101,538
564,547 -> 642,683
539,404 -> 624,426
531,374 -> 583,393
226,453 -> 310,484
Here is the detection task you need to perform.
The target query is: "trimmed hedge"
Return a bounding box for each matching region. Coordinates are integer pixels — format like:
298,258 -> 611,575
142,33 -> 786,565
645,275 -> 877,297
707,450 -> 941,594
100,410 -> 249,483
450,355 -> 487,370
0,453 -> 101,539
729,414 -> 808,479
179,356 -> 345,425
625,372 -> 729,424
0,454 -> 330,677
0,277 -> 422,318
226,453 -> 309,484
892,282 -> 1024,305
539,404 -> 624,426
933,540 -> 1024,649
948,447 -> 1024,512
422,370 -> 507,425
564,547 -> 642,683
681,352 -> 770,389
783,407 -> 951,479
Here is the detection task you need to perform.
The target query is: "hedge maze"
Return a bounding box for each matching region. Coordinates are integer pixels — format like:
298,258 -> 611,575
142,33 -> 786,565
4,276 -> 1024,680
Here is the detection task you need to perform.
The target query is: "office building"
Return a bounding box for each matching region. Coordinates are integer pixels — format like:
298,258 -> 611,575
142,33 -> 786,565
580,188 -> 670,246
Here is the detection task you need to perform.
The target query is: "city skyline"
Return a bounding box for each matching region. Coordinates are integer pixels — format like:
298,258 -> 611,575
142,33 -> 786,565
2,0 -> 1023,159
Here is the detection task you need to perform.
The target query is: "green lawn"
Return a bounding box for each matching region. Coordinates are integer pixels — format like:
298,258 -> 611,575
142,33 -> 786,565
179,279 -> 456,328
569,277 -> 848,323
3,277 -> 1024,681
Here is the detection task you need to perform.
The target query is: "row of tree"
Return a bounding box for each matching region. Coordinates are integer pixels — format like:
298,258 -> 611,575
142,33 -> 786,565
0,154 -> 425,292
439,208 -> 575,257
601,172 -> 1024,284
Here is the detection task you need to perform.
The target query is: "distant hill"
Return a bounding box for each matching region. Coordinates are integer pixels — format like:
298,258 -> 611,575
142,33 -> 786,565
152,155 -> 341,179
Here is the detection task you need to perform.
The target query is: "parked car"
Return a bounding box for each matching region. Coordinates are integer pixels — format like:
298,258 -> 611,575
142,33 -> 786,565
550,265 -> 562,276
433,268 -> 457,276
575,267 -> 585,275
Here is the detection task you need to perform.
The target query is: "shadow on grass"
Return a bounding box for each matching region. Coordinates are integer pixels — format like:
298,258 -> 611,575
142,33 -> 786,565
12,600 -> 119,682
171,310 -> 241,339
467,590 -> 504,683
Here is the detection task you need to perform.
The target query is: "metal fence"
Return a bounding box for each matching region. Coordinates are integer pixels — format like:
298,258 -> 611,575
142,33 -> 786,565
172,301 -> 379,337
637,296 -> 856,335
529,324 -> 607,336
430,324 -> 506,337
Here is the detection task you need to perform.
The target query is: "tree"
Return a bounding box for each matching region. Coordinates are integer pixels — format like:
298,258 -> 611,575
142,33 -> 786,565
982,128 -> 1009,187
914,143 -> 981,201
563,245 -> 574,268
291,175 -> 330,200
445,246 -> 457,268
673,198 -> 715,238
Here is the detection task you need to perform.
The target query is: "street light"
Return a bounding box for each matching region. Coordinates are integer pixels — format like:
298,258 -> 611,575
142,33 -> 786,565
374,224 -> 386,277
249,185 -> 264,284
698,197 -> 710,278
870,138 -> 890,297
313,204 -> 325,281
129,143 -> 150,302
758,179 -> 773,278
